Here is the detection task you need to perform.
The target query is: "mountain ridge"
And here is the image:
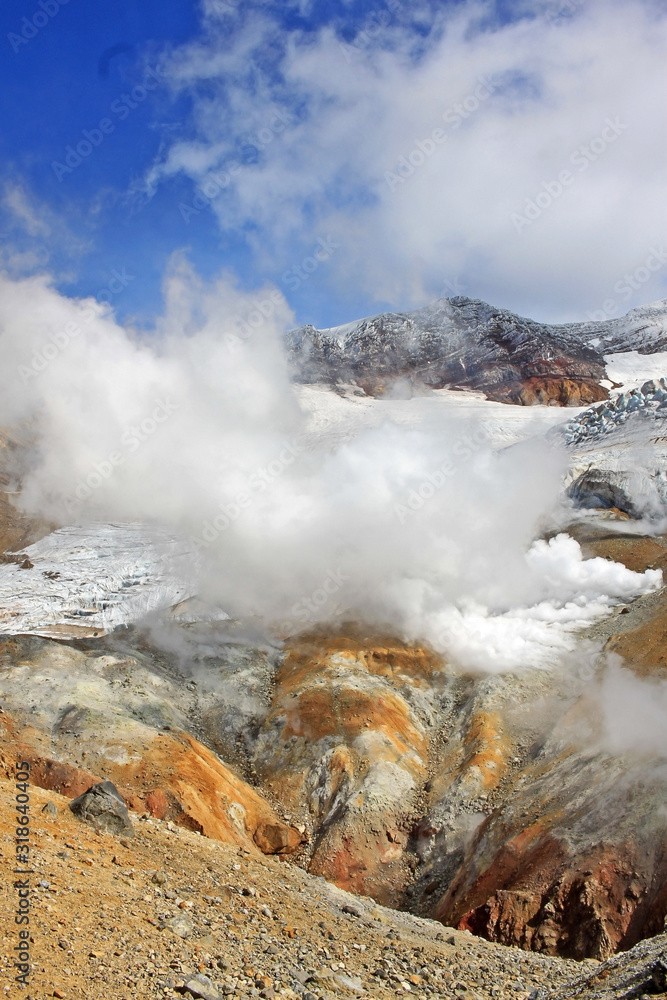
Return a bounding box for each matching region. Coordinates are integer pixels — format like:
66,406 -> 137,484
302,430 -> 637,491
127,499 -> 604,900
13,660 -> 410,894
287,296 -> 667,405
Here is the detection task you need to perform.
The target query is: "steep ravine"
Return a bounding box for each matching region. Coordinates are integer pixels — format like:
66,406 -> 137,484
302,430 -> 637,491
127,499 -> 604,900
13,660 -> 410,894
2,554 -> 666,964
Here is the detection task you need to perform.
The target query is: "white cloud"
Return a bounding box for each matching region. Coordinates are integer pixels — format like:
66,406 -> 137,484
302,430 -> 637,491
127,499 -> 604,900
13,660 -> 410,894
0,178 -> 91,277
146,0 -> 667,321
3,182 -> 51,238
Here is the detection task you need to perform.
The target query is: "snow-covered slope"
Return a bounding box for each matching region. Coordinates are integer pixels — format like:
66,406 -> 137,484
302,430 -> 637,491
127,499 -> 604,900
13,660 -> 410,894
297,383 -> 583,450
604,349 -> 667,388
0,523 -> 198,639
579,299 -> 667,354
287,296 -> 607,402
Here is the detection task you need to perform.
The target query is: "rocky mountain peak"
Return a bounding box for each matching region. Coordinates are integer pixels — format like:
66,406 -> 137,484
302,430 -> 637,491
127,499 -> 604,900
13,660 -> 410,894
287,296 -> 667,406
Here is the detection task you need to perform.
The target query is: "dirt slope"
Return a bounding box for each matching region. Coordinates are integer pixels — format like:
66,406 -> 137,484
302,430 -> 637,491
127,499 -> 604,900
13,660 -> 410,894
0,777 -> 596,1000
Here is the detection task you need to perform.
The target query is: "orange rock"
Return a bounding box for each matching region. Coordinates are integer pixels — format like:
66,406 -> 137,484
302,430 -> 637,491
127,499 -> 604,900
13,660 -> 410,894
489,377 -> 609,407
461,711 -> 511,791
256,630 -> 442,905
0,711 -> 301,857
435,822 -> 667,960
253,822 -> 302,854
606,596 -> 667,677
144,788 -> 171,819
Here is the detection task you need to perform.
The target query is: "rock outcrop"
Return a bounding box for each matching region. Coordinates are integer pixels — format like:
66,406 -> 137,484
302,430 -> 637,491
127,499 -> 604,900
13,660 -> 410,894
492,377 -> 608,407
561,378 -> 667,447
429,743 -> 667,959
0,636 -> 302,857
252,631 -> 445,904
287,297 -> 609,405
567,469 -> 638,515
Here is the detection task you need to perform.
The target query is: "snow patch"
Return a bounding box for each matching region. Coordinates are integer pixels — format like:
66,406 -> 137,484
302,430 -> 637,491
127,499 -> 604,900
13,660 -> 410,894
0,523 -> 198,638
604,350 -> 667,390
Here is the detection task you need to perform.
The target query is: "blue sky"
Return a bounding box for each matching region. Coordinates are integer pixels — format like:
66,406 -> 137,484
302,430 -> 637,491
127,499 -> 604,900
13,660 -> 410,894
1,0 -> 211,323
1,0 -> 666,330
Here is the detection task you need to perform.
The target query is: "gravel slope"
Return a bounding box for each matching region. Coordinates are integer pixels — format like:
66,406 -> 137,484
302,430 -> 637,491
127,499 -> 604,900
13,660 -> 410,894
0,777 -> 596,1000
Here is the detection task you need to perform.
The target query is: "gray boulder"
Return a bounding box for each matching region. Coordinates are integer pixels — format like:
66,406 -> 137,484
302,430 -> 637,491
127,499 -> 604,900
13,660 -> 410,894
567,469 -> 636,515
68,779 -> 134,837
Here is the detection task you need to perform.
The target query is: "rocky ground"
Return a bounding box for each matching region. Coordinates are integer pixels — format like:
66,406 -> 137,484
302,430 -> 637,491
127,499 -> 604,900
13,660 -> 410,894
1,560 -> 666,967
3,776 -> 666,1000
1,404 -> 667,992
561,380 -> 667,450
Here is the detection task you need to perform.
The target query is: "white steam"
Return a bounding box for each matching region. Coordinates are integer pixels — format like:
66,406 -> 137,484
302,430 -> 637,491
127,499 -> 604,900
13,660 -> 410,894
599,660 -> 667,757
0,262 -> 661,670
429,535 -> 661,672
